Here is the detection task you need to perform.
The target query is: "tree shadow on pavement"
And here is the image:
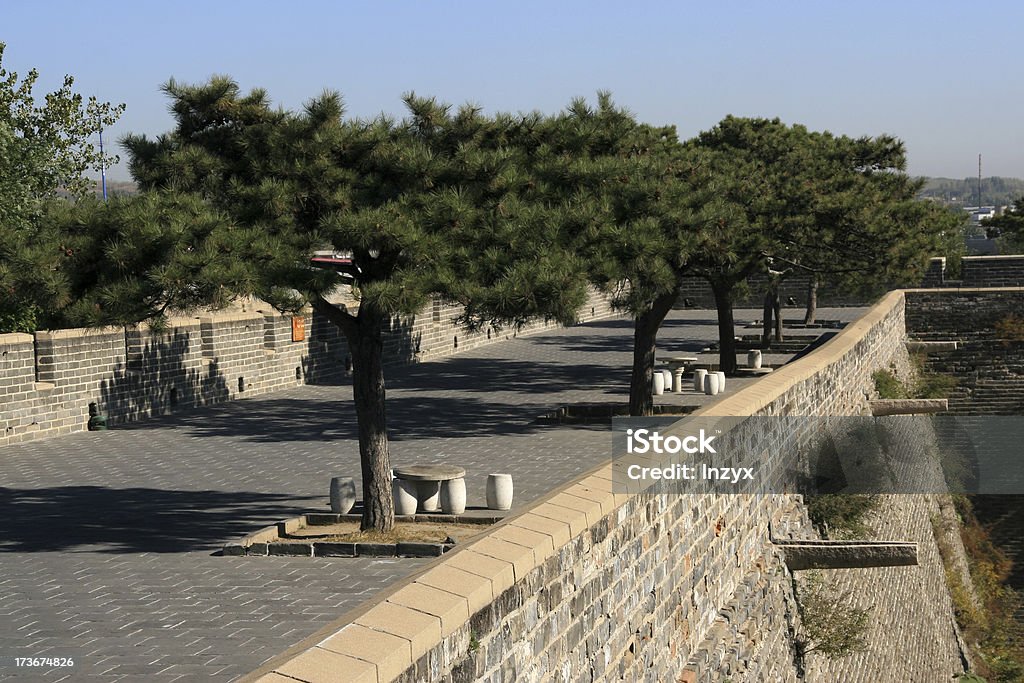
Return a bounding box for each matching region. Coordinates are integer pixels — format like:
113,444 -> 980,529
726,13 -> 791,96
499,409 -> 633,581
389,357 -> 623,394
0,486 -> 318,553
111,356 -> 626,442
111,392 -> 611,443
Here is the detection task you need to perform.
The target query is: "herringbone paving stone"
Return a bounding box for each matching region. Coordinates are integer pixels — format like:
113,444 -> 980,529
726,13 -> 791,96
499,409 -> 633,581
0,309 -> 862,681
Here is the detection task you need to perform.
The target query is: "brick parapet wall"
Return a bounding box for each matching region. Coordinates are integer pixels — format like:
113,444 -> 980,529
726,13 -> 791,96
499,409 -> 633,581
674,253 -> 1024,310
904,287 -> 1024,341
242,290 -> 967,683
0,290 -> 613,446
675,273 -> 876,310
921,255 -> 1024,289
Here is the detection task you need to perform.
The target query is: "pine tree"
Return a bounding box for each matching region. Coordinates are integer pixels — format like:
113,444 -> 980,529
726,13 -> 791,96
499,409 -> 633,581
531,94 -> 707,415
118,79 -> 590,531
689,117 -> 960,372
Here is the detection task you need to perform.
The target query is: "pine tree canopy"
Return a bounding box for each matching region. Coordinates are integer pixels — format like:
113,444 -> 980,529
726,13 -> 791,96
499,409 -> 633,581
680,115 -> 963,373
115,80 -> 612,331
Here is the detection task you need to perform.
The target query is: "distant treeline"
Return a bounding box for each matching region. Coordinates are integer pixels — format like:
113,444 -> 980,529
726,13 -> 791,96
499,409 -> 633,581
90,180 -> 138,197
919,176 -> 1024,207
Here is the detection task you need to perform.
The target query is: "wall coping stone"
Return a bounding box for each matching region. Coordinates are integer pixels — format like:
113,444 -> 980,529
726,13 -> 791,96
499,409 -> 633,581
197,311 -> 267,324
352,601 -> 442,664
386,582 -> 470,640
0,332 -> 34,345
275,648 -> 376,683
127,317 -> 202,333
34,325 -> 124,341
318,624 -> 412,682
903,286 -> 1024,294
960,254 -> 1024,261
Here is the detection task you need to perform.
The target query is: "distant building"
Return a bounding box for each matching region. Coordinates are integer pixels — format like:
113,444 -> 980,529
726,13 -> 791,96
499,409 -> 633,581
963,206 -> 997,224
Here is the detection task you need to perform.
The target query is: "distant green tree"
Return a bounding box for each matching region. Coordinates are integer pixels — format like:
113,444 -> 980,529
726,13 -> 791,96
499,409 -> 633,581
919,176 -> 1024,208
983,197 -> 1024,252
0,43 -> 124,332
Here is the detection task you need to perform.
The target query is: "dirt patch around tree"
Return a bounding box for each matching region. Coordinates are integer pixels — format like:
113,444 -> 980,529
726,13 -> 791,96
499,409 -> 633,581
280,520 -> 489,545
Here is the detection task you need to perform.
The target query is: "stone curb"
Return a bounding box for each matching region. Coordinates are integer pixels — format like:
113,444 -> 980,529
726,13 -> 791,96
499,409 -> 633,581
222,513 -> 497,558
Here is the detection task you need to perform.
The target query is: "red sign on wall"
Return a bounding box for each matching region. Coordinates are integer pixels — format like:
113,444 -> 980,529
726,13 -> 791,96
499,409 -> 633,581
291,316 -> 306,342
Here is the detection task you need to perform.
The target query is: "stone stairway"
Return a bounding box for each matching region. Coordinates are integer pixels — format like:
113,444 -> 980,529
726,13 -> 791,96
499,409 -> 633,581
946,378 -> 1024,415
915,340 -> 1024,416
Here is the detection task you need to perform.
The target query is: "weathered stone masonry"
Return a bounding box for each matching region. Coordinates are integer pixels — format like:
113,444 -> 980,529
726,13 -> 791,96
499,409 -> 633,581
0,290 -> 616,446
906,287 -> 1024,415
242,290 -> 971,683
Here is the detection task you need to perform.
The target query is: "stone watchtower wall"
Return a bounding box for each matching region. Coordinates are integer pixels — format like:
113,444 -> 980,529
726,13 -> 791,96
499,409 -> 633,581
0,291 -> 616,447
244,290 -> 969,683
922,254 -> 1024,288
670,253 -> 1024,311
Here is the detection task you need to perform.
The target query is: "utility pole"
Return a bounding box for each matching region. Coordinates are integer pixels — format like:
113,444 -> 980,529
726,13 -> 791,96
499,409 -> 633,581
977,153 -> 982,209
98,124 -> 108,201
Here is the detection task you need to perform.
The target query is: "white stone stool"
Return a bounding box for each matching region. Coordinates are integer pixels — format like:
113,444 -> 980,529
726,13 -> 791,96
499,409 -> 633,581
486,474 -> 514,510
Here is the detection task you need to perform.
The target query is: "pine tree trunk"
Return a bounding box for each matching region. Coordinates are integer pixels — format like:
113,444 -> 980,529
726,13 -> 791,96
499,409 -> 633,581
773,290 -> 783,343
804,274 -> 819,325
628,289 -> 679,416
762,290 -> 774,349
348,302 -> 395,533
712,280 -> 738,375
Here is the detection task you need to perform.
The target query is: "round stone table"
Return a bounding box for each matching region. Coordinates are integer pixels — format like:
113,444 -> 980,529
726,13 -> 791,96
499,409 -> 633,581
665,356 -> 699,393
393,465 -> 467,514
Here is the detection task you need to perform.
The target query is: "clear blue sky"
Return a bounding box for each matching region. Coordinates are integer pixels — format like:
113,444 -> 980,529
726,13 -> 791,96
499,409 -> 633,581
5,1 -> 1022,181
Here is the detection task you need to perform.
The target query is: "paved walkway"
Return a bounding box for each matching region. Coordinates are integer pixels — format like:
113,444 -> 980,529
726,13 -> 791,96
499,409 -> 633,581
0,308 -> 862,681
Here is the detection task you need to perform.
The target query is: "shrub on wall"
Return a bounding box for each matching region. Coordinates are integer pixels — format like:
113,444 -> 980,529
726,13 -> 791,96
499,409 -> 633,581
873,357 -> 957,401
994,314 -> 1024,345
0,302 -> 39,334
806,493 -> 880,539
795,571 -> 872,660
872,369 -> 909,399
933,497 -> 1024,681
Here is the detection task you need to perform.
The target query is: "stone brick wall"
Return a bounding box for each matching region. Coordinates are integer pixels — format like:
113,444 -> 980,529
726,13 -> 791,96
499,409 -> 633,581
906,288 -> 1024,415
905,287 -> 1024,340
904,287 -> 1024,619
674,273 -> 877,310
799,422 -> 967,681
379,293 -> 617,364
921,255 -> 1024,288
0,311 -> 343,446
243,290 -> 970,683
0,290 -> 615,446
675,253 -> 1024,311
